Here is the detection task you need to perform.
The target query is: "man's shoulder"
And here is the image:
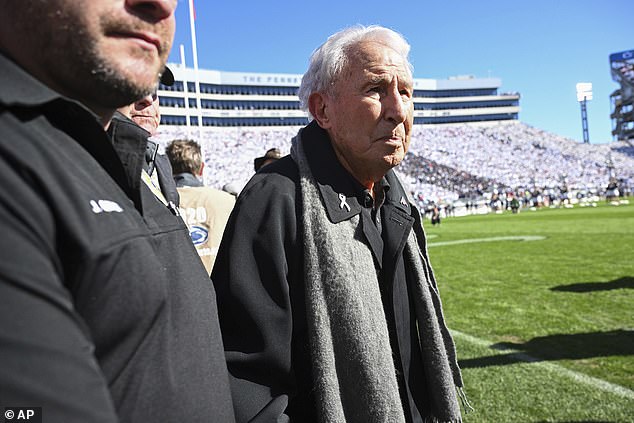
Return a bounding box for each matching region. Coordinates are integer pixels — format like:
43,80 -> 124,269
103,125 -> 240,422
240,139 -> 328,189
258,155 -> 298,179
0,101 -> 99,175
178,185 -> 236,203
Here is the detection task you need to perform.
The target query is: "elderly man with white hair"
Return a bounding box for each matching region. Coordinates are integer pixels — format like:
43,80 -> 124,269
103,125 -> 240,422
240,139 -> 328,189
213,25 -> 467,423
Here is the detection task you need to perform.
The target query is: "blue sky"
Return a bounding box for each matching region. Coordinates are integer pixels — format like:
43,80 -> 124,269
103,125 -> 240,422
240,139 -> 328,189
168,0 -> 633,144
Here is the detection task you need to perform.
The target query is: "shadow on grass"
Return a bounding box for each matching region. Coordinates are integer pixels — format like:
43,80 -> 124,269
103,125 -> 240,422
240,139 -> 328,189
459,329 -> 634,369
550,276 -> 634,293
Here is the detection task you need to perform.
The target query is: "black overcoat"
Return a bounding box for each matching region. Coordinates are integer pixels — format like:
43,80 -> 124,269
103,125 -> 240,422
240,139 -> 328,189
213,122 -> 432,423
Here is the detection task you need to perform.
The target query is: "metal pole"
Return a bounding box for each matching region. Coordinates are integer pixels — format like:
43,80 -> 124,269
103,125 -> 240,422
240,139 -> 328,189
179,44 -> 191,137
580,97 -> 590,143
188,0 -> 203,141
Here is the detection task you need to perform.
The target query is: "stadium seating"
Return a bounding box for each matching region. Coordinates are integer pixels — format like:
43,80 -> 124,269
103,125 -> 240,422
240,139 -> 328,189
152,121 -> 634,209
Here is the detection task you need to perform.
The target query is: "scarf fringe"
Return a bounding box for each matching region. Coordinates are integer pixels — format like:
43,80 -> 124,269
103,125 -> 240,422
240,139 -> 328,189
457,387 -> 475,414
423,417 -> 463,423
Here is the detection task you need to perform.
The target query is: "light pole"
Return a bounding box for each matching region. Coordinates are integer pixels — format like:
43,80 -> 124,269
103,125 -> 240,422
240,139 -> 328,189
576,82 -> 593,143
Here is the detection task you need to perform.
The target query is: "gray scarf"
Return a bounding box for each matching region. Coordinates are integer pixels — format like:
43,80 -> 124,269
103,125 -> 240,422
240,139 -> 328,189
290,130 -> 465,423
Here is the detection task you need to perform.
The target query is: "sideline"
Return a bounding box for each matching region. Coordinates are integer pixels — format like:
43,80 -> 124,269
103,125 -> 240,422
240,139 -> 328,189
428,235 -> 545,247
452,330 -> 634,400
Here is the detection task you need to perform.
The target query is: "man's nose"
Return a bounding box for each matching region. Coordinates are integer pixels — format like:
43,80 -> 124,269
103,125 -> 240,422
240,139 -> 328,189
135,93 -> 155,109
126,0 -> 177,21
383,86 -> 409,124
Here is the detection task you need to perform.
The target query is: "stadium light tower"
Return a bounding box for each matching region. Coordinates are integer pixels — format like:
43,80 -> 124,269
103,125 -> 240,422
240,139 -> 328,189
576,82 -> 593,143
609,49 -> 634,142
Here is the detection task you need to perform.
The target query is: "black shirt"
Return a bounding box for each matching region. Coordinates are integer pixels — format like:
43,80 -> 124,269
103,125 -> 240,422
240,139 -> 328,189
0,53 -> 235,423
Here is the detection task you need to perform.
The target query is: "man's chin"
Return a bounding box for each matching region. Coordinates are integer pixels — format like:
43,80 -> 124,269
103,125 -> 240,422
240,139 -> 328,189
96,76 -> 155,109
383,153 -> 405,169
99,56 -> 163,101
103,42 -> 164,83
115,71 -> 160,99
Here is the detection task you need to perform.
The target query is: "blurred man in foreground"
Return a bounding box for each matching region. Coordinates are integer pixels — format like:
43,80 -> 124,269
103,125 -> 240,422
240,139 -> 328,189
0,1 -> 234,422
213,25 -> 466,422
166,139 -> 236,274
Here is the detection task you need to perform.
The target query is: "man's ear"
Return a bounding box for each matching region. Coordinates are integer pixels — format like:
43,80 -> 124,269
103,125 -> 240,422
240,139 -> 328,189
308,92 -> 331,129
198,161 -> 205,177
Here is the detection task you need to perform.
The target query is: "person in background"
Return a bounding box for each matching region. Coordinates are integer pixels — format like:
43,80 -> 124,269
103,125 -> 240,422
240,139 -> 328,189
254,147 -> 282,172
116,64 -> 173,136
166,139 -> 236,274
431,205 -> 442,225
114,66 -> 179,206
0,1 -> 235,422
212,25 -> 467,423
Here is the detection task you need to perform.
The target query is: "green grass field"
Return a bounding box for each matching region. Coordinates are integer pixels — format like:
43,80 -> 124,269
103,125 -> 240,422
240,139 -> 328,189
425,201 -> 634,422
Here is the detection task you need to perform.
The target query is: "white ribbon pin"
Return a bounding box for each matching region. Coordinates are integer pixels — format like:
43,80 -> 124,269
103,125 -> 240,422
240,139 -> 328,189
400,196 -> 408,206
338,193 -> 351,212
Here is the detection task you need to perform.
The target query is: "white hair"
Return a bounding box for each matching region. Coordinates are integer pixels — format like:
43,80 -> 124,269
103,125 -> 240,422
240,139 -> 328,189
298,25 -> 413,118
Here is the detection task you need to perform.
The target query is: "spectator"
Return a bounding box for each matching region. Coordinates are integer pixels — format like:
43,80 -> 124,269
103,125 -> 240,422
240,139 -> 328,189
154,120 -> 634,209
115,68 -> 179,206
432,205 -> 442,225
254,147 -> 282,172
117,63 -> 173,135
166,139 -> 235,273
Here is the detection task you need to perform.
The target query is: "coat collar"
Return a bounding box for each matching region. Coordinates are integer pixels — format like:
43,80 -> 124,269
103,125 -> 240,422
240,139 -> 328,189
0,52 -> 140,207
384,170 -> 412,217
174,172 -> 203,188
0,52 -> 101,124
0,52 -> 62,107
300,121 -> 412,223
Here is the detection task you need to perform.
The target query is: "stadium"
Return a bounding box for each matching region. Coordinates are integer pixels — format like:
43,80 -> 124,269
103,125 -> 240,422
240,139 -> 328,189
157,65 -> 520,127
150,61 -> 634,422
3,2 -> 632,421
149,49 -> 634,421
153,63 -> 634,212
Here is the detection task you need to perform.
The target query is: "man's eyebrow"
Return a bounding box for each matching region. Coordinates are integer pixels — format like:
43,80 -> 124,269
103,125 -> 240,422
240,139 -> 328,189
365,74 -> 390,85
371,73 -> 387,81
365,73 -> 413,89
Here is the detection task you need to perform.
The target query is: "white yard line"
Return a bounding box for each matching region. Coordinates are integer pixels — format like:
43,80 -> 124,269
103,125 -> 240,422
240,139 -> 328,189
428,235 -> 546,247
452,330 -> 634,400
430,234 -> 633,399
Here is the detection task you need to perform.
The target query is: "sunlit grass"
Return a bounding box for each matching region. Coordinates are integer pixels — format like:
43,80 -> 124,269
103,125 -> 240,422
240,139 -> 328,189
425,201 -> 634,422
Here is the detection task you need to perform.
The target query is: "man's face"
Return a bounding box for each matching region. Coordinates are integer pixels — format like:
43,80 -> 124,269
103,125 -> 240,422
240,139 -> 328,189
0,0 -> 176,116
318,41 -> 414,185
119,93 -> 161,136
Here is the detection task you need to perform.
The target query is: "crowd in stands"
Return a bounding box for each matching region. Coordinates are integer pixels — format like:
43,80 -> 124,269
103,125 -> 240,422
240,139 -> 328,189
154,126 -> 296,190
154,121 -> 634,210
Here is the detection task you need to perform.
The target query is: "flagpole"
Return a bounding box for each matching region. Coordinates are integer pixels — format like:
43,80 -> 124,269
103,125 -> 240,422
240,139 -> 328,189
188,0 -> 203,142
179,44 -> 191,138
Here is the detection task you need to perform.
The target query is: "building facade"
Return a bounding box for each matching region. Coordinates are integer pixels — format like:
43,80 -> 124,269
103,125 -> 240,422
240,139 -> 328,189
158,64 -> 520,127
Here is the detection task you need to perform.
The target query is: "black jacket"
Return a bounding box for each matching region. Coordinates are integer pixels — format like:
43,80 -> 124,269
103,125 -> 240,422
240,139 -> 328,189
213,122 -> 430,423
0,53 -> 235,423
